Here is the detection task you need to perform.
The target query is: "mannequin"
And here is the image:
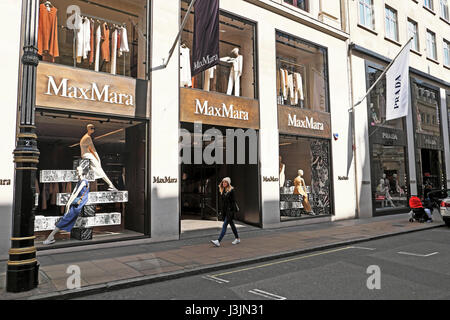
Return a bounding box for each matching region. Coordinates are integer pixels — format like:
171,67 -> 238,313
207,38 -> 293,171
393,173 -> 405,196
220,48 -> 243,96
377,178 -> 395,208
293,169 -> 312,212
43,164 -> 90,245
279,156 -> 285,188
80,124 -> 117,191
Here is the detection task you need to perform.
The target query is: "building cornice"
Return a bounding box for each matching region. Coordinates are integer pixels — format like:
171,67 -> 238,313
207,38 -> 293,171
244,0 -> 349,41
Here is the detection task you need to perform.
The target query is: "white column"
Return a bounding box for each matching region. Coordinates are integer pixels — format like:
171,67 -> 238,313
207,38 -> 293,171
0,0 -> 22,260
440,89 -> 450,189
406,86 -> 418,195
257,23 -> 280,228
149,0 -> 180,241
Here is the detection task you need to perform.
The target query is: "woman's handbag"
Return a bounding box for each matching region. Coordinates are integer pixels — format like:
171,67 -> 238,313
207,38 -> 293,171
217,211 -> 224,221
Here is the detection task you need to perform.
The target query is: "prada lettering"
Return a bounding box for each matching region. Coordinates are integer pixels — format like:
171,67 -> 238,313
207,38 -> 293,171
45,76 -> 134,106
393,75 -> 401,109
193,54 -> 219,72
153,176 -> 178,184
0,179 -> 11,186
382,133 -> 398,140
424,138 -> 437,146
288,114 -> 324,131
263,176 -> 279,182
195,99 -> 249,121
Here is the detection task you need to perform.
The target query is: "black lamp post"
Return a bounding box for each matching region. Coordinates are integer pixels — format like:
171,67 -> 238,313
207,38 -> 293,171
6,0 -> 40,293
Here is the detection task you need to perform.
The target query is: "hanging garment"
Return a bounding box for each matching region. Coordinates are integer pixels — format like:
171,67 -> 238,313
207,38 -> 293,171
117,32 -> 122,57
119,27 -> 130,55
56,180 -> 90,232
280,69 -> 287,101
221,55 -> 243,96
180,46 -> 192,87
89,21 -> 95,65
101,23 -> 110,63
276,67 -> 281,98
95,25 -> 101,71
288,73 -> 295,105
111,29 -> 118,75
203,66 -> 217,91
41,183 -> 49,210
295,72 -> 304,101
313,69 -> 326,111
49,182 -> 60,206
76,17 -> 91,63
279,164 -> 285,188
38,3 -> 59,61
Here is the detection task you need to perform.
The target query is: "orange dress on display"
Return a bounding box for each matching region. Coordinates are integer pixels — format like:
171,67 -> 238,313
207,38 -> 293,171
101,23 -> 110,62
293,176 -> 312,212
38,3 -> 59,62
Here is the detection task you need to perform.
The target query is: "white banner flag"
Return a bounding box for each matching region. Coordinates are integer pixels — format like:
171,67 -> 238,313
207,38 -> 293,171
386,42 -> 411,121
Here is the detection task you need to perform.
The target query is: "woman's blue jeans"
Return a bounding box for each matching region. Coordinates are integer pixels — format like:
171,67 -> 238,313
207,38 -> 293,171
218,216 -> 239,242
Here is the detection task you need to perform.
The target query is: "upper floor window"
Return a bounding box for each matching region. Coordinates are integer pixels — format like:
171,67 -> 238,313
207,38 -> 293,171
424,0 -> 434,10
426,30 -> 437,60
283,0 -> 308,11
441,0 -> 449,20
385,6 -> 399,42
444,40 -> 450,66
359,0 -> 374,29
407,19 -> 420,51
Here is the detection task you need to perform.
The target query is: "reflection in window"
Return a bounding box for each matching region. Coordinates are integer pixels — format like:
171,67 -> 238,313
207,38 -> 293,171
359,0 -> 374,29
276,32 -> 329,112
385,6 -> 398,42
283,0 -> 308,11
180,0 -> 257,99
413,83 -> 441,136
279,135 -> 331,221
372,145 -> 408,211
407,19 -> 419,52
37,0 -> 148,79
426,30 -> 437,60
367,66 -> 403,130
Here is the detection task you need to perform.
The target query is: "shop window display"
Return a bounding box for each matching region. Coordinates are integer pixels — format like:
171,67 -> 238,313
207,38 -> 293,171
37,0 -> 148,79
34,111 -> 148,245
180,0 -> 257,99
276,31 -> 329,112
279,135 -> 331,220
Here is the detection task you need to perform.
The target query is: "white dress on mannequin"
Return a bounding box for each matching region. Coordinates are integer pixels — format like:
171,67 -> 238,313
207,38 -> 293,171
220,49 -> 243,96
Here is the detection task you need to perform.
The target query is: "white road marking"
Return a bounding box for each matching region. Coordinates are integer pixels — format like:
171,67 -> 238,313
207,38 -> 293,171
397,251 -> 439,257
202,275 -> 230,284
350,246 -> 377,251
248,289 -> 287,300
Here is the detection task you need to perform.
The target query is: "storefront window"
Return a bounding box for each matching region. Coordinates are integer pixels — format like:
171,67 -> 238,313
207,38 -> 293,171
412,81 -> 446,197
367,66 -> 403,130
34,111 -> 148,246
180,0 -> 257,99
276,31 -> 329,112
371,145 -> 408,211
38,0 -> 148,79
279,135 -> 332,220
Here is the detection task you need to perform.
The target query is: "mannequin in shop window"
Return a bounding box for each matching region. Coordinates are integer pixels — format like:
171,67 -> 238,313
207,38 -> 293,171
376,178 -> 396,208
220,48 -> 243,96
80,124 -> 117,191
43,163 -> 90,245
293,169 -> 312,213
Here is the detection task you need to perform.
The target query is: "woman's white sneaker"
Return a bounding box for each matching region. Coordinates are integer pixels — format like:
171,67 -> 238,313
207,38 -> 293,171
211,240 -> 220,247
232,239 -> 240,245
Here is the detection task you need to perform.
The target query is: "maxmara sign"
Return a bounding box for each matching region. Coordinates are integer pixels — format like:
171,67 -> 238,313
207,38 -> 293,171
278,105 -> 331,139
180,88 -> 259,129
36,62 -> 137,117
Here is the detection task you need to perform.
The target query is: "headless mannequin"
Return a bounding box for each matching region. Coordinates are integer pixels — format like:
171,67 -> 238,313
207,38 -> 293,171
279,156 -> 285,188
220,48 -> 243,96
80,124 -> 117,191
293,169 -> 312,212
43,165 -> 89,244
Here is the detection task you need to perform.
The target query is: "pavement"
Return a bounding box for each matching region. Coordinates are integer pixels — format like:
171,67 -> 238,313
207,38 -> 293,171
0,213 -> 445,300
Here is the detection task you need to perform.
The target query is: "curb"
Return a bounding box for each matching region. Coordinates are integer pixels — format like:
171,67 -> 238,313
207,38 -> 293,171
23,222 -> 445,300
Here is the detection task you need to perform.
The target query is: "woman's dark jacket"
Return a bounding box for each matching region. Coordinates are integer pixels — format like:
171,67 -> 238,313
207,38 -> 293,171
220,188 -> 237,220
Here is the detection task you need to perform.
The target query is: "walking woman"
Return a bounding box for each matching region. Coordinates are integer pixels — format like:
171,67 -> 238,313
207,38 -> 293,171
211,177 -> 240,247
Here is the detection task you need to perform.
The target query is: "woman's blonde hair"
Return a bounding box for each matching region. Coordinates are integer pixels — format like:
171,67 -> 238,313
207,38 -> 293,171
219,177 -> 233,194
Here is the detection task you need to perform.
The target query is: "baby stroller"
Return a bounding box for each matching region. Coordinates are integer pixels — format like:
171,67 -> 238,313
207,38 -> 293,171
408,196 -> 432,223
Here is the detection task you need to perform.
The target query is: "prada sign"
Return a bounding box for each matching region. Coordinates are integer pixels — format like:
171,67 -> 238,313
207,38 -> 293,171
36,63 -> 138,117
278,105 -> 331,139
180,88 -> 260,129
369,126 -> 406,146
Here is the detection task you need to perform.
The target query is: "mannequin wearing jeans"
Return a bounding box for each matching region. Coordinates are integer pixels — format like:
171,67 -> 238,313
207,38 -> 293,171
211,177 -> 240,247
220,48 -> 243,96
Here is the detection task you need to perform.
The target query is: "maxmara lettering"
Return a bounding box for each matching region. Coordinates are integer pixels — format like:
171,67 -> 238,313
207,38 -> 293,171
45,76 -> 134,106
195,99 -> 249,121
288,114 -> 324,131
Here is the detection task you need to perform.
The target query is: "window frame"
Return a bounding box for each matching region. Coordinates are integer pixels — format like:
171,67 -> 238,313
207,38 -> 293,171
442,0 -> 450,20
426,29 -> 438,60
424,0 -> 435,11
444,39 -> 450,66
407,18 -> 420,52
358,0 -> 375,30
385,6 -> 399,42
